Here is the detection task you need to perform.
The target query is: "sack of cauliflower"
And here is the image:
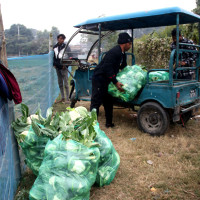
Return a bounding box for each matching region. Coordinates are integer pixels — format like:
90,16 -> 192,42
149,71 -> 169,82
13,104 -> 121,199
12,104 -> 59,175
29,107 -> 120,200
29,134 -> 101,200
108,65 -> 147,102
94,123 -> 120,187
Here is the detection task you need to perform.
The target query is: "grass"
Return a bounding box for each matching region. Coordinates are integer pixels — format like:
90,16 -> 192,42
14,100 -> 200,200
14,170 -> 36,200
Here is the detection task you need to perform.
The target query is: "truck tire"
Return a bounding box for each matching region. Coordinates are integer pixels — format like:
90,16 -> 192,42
137,102 -> 169,136
70,93 -> 77,108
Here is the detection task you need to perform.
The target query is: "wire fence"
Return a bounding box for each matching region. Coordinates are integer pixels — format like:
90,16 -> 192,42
0,51 -> 62,200
7,51 -> 60,117
0,98 -> 20,200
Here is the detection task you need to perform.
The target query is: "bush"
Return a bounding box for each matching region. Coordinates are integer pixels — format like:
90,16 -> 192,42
134,33 -> 171,69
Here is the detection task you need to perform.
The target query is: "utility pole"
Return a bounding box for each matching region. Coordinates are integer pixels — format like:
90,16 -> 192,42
18,24 -> 20,57
48,32 -> 53,108
0,4 -> 8,67
17,24 -> 20,40
49,32 -> 53,52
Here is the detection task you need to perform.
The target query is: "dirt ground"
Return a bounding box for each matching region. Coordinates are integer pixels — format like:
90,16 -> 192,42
15,101 -> 200,200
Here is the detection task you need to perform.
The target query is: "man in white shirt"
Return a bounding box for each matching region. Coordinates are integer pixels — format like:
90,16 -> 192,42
53,34 -> 69,103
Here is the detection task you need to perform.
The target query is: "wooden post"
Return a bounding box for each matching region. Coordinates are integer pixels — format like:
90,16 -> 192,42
49,32 -> 53,52
0,4 -> 8,68
48,32 -> 53,107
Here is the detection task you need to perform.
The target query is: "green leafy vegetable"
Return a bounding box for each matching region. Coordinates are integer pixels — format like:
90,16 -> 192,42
62,108 -> 98,148
108,65 -> 147,102
149,71 -> 169,82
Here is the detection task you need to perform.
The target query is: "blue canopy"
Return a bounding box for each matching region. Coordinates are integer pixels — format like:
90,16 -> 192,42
74,7 -> 200,31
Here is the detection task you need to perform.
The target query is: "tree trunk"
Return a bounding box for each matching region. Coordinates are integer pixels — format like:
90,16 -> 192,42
0,4 -> 8,68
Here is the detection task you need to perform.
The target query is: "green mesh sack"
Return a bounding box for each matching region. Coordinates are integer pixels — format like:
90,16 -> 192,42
12,104 -> 61,175
19,125 -> 50,175
108,65 -> 147,102
94,123 -> 120,187
149,71 -> 169,82
29,134 -> 100,200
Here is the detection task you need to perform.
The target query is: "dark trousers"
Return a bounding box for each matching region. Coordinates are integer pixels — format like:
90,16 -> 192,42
55,67 -> 69,100
90,75 -> 113,124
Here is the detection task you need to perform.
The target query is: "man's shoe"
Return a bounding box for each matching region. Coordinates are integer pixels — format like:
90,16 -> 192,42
65,100 -> 71,104
55,98 -> 65,103
105,123 -> 115,128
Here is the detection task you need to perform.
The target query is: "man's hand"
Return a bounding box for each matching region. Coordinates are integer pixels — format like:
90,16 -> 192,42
115,82 -> 124,92
179,61 -> 186,66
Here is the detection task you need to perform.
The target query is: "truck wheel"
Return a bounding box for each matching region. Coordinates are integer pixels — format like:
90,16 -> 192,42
70,93 -> 77,108
137,102 -> 169,136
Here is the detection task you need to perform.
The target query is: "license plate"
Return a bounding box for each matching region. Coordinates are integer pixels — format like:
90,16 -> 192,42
190,89 -> 196,98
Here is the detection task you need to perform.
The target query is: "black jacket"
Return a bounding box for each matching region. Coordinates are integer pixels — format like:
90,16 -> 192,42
171,37 -> 197,67
93,45 -> 127,84
53,43 -> 66,69
53,43 -> 72,69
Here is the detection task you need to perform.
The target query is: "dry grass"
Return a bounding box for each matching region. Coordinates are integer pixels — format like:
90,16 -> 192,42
73,101 -> 200,200
15,100 -> 200,200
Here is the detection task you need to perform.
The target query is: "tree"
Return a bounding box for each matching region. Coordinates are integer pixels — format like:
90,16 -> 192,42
179,0 -> 200,44
5,24 -> 60,55
51,26 -> 60,44
193,0 -> 200,15
101,31 -> 119,51
5,24 -> 34,55
5,24 -> 34,41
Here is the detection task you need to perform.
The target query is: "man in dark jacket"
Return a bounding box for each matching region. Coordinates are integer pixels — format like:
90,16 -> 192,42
171,28 -> 197,79
53,34 -> 71,103
90,32 -> 132,128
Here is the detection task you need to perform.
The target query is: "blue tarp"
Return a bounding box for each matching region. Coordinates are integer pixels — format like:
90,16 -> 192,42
7,54 -> 49,61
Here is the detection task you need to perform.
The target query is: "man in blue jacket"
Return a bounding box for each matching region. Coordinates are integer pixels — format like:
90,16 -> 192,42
90,32 -> 132,128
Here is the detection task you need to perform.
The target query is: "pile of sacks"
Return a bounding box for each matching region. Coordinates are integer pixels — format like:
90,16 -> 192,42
12,104 -> 120,200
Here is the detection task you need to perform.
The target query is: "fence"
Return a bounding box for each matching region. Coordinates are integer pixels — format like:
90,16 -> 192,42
0,51 -> 61,200
7,51 -> 60,117
0,98 -> 20,200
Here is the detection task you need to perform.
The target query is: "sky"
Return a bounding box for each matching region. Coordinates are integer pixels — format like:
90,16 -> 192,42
0,0 -> 197,40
